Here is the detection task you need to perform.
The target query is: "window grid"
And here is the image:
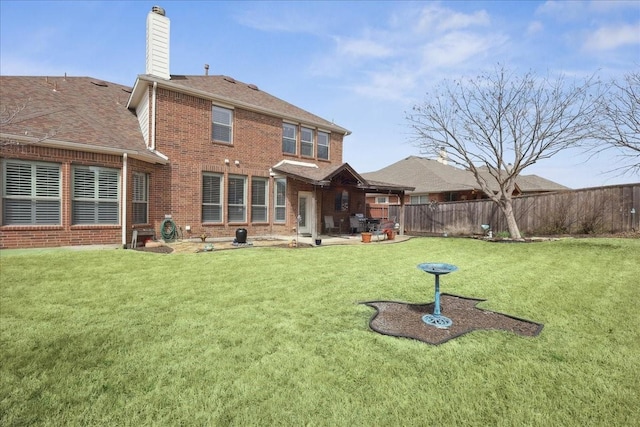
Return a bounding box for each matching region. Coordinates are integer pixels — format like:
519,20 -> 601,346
212,106 -> 233,144
282,123 -> 297,154
301,127 -> 314,157
317,131 -> 329,160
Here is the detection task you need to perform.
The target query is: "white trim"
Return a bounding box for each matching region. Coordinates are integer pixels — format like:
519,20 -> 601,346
273,159 -> 318,169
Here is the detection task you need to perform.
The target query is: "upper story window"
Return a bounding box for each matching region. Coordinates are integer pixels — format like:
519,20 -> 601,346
212,106 -> 233,144
301,127 -> 314,157
282,123 -> 297,154
317,131 -> 329,160
2,159 -> 61,225
72,166 -> 119,225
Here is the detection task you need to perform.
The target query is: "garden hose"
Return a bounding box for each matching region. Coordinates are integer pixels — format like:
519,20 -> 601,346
160,218 -> 177,241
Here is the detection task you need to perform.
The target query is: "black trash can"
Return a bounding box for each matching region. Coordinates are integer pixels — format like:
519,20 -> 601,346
235,228 -> 247,244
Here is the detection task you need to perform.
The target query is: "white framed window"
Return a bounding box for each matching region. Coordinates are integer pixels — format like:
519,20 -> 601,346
282,123 -> 297,154
251,177 -> 268,223
2,159 -> 61,225
228,175 -> 247,222
202,173 -> 223,223
301,127 -> 314,157
72,166 -> 119,225
317,131 -> 329,160
212,105 -> 233,143
132,173 -> 148,224
410,195 -> 429,204
274,178 -> 286,223
376,196 -> 389,204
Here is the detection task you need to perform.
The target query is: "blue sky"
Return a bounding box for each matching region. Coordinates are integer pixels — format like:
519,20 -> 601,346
1,0 -> 639,188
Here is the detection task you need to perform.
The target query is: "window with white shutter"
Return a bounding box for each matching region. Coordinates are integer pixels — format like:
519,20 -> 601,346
132,173 -> 148,224
274,178 -> 286,223
251,177 -> 268,223
2,159 -> 61,225
202,173 -> 223,223
72,166 -> 119,224
228,175 -> 246,222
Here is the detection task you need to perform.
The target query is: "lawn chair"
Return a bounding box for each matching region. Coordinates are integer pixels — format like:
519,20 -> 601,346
370,222 -> 387,241
324,216 -> 339,234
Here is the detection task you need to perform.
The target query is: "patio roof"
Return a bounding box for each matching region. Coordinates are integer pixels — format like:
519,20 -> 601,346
271,161 -> 414,193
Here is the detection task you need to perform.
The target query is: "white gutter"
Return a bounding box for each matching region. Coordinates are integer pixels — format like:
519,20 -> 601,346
0,133 -> 168,165
121,153 -> 128,248
151,81 -> 158,150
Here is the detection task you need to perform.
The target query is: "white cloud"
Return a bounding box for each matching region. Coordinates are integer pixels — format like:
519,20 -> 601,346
415,4 -> 490,33
527,21 -> 544,36
583,23 -> 640,51
334,36 -> 393,59
420,32 -> 507,70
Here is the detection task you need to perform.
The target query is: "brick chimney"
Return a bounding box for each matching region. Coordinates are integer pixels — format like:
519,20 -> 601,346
146,6 -> 170,80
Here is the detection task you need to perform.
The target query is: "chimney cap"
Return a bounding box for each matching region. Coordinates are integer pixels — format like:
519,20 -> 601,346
151,5 -> 166,16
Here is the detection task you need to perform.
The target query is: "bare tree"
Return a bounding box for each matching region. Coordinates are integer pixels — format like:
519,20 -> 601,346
594,71 -> 640,176
407,65 -> 601,239
0,100 -> 59,146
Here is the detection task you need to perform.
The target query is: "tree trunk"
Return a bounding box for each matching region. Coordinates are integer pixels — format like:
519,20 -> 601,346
500,200 -> 522,240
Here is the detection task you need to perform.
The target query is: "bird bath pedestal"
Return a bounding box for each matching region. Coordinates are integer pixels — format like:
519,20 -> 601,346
417,263 -> 458,329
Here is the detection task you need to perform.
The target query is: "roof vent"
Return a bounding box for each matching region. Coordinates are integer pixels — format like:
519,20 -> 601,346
91,80 -> 108,87
248,83 -> 259,91
151,5 -> 165,16
223,76 -> 236,84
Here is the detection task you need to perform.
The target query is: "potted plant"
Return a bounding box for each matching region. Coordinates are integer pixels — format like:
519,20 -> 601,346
361,232 -> 372,243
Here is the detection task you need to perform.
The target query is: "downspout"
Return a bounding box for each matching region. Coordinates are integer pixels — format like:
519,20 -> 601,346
121,153 -> 128,248
151,81 -> 158,150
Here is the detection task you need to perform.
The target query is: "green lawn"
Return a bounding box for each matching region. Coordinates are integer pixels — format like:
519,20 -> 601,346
1,238 -> 638,426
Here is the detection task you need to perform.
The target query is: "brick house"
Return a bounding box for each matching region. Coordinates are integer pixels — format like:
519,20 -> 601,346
362,155 -> 568,217
0,6 -> 410,250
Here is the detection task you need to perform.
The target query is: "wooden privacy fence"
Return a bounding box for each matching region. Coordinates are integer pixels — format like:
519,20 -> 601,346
373,183 -> 640,236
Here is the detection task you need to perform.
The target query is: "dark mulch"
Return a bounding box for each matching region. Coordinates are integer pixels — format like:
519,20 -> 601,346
134,246 -> 174,254
362,293 -> 543,345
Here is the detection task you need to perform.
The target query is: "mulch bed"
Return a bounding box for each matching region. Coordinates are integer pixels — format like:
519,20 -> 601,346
362,293 -> 543,345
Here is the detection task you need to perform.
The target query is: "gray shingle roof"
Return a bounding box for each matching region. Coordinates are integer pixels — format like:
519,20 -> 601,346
0,76 -> 157,160
362,156 -> 569,194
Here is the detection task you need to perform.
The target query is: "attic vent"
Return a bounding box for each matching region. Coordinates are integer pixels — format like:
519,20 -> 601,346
247,83 -> 259,91
223,76 -> 236,84
91,81 -> 108,87
122,88 -> 132,94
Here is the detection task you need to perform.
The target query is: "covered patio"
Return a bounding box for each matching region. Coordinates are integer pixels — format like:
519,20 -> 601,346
270,160 -> 414,242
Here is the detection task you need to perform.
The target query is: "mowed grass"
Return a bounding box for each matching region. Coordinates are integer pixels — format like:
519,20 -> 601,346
1,237 -> 638,426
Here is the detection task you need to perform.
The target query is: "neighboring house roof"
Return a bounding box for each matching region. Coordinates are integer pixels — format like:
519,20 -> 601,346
0,76 -> 165,163
272,160 -> 413,193
127,74 -> 351,136
362,156 -> 569,194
